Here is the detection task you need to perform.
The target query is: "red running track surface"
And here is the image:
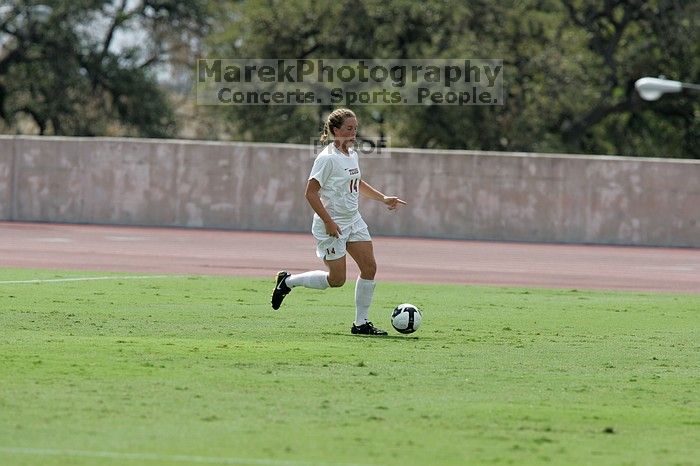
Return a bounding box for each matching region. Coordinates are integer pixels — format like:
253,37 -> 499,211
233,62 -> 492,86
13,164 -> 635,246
0,222 -> 698,293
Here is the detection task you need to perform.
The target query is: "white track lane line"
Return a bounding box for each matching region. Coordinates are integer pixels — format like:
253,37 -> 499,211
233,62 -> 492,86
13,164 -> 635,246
0,446 -> 375,466
0,275 -> 177,285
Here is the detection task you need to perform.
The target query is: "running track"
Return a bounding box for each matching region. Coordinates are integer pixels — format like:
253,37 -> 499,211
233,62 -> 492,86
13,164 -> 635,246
0,221 -> 698,293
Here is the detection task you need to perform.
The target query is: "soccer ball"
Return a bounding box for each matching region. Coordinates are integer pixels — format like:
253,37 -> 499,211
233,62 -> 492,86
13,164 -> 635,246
391,303 -> 422,334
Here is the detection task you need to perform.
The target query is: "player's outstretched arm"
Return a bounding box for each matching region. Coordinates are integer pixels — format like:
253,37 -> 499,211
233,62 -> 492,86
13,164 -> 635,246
359,180 -> 407,211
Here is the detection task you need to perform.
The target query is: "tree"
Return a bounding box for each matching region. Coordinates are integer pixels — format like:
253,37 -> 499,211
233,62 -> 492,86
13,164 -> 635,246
206,0 -> 698,158
0,0 -> 211,137
555,0 -> 699,157
203,0 -> 468,144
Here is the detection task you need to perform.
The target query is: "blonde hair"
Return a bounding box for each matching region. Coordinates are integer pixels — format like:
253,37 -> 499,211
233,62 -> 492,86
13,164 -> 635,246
319,108 -> 356,144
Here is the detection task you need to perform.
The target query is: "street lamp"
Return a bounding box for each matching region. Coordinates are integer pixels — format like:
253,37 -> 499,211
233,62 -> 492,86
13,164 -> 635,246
635,77 -> 700,101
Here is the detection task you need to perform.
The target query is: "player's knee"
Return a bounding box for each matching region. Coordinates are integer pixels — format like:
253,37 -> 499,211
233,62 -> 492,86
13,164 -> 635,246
361,262 -> 377,280
328,275 -> 346,287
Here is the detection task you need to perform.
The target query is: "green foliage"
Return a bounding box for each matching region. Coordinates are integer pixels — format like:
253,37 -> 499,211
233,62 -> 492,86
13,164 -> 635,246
208,0 -> 698,158
0,0 -> 211,137
1,1 -> 697,157
1,268 -> 699,465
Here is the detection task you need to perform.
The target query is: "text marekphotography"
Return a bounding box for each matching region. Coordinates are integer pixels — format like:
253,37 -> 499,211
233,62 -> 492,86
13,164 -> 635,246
197,59 -> 503,106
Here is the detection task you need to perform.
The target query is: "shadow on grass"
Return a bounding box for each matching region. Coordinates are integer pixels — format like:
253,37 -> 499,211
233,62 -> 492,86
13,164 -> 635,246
323,332 -> 421,341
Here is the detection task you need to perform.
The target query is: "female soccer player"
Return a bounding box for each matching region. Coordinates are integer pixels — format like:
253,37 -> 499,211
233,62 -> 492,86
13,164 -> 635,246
271,108 -> 406,335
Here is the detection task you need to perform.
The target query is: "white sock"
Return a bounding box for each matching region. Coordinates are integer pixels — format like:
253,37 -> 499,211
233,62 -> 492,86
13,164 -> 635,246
354,277 -> 375,325
285,270 -> 329,290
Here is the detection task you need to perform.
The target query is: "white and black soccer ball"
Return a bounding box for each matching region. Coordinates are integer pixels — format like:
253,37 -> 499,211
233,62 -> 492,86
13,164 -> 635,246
391,303 -> 422,334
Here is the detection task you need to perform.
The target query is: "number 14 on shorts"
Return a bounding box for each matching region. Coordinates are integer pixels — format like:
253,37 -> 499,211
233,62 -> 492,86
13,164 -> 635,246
326,247 -> 336,255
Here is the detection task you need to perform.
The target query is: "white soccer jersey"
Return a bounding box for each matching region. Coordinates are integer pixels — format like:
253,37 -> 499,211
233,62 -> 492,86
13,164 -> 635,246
308,144 -> 362,226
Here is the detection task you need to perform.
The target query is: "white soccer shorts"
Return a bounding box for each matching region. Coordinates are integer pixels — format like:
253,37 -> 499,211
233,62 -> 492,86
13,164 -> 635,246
312,216 -> 372,261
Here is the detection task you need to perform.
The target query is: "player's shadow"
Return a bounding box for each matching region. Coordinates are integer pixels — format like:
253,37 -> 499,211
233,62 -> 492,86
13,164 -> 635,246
325,332 -> 420,341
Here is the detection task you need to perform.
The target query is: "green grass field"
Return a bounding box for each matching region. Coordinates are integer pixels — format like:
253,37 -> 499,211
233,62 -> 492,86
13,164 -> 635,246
0,268 -> 698,466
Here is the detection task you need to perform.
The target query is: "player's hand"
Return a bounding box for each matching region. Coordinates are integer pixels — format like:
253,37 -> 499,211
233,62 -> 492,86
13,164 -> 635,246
325,220 -> 341,238
383,196 -> 407,211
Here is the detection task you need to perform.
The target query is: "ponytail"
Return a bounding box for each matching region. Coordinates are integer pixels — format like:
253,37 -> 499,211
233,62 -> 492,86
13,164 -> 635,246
319,121 -> 331,144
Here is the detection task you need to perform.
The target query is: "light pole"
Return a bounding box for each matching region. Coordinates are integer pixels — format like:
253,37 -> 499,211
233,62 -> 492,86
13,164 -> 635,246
635,77 -> 700,101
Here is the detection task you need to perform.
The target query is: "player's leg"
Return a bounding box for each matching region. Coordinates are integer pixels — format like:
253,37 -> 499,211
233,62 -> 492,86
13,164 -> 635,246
284,269 -> 331,289
287,234 -> 347,288
323,255 -> 347,288
271,229 -> 346,310
281,250 -> 346,291
347,240 -> 377,324
347,239 -> 386,336
346,240 -> 376,280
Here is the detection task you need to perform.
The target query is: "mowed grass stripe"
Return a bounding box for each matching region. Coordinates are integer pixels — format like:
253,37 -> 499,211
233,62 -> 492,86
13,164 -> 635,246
0,446 -> 374,466
0,268 -> 698,466
0,275 -> 176,285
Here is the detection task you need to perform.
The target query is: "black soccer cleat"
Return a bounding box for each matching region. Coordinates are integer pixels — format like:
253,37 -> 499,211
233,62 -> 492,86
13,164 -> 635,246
351,321 -> 388,336
271,271 -> 291,310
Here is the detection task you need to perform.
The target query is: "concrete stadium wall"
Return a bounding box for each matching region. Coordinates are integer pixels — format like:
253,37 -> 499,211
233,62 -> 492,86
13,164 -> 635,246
0,135 -> 698,247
